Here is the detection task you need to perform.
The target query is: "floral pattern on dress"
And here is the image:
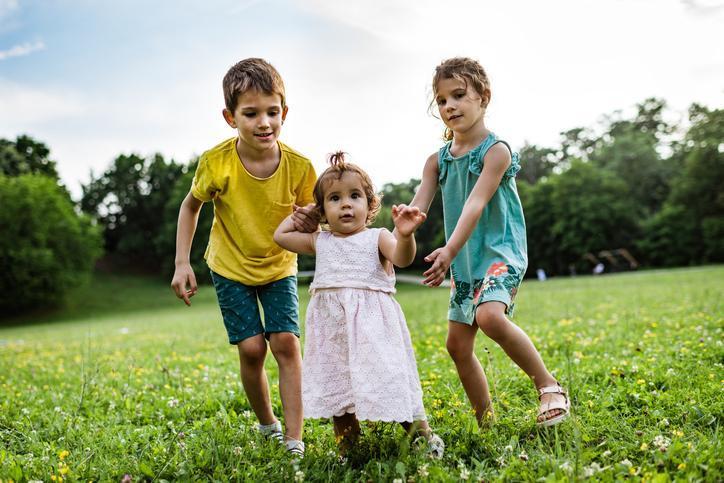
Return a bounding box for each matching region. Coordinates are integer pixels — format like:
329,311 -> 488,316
450,263 -> 521,315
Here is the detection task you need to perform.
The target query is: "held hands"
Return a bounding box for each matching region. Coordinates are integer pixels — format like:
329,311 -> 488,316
171,263 -> 198,306
423,246 -> 454,287
392,204 -> 427,237
292,203 -> 320,233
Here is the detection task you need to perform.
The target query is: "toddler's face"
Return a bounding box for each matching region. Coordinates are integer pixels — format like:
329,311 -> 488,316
322,172 -> 369,236
224,89 -> 287,154
435,78 -> 486,135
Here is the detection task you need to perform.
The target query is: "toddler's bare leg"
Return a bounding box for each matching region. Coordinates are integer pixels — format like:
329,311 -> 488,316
333,413 -> 361,455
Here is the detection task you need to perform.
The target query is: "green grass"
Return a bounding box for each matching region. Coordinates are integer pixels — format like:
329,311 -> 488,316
1,266 -> 722,481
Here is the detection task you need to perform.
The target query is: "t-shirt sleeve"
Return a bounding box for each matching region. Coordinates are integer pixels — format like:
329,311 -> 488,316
190,155 -> 217,202
295,162 -> 317,206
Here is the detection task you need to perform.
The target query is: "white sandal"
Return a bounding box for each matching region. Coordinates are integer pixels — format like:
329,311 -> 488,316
536,383 -> 570,427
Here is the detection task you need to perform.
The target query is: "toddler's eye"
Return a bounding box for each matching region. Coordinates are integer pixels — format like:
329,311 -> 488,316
330,195 -> 339,201
351,193 -> 360,199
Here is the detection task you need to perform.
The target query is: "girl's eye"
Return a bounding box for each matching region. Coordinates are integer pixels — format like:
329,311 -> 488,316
436,99 -> 445,106
351,193 -> 360,199
455,93 -> 465,99
330,195 -> 339,201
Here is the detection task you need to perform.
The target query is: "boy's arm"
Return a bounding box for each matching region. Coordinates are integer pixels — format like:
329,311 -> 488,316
379,205 -> 427,268
423,144 -> 511,286
274,215 -> 317,255
171,191 -> 204,305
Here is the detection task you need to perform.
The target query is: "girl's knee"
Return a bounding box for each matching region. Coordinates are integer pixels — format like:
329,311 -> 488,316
475,303 -> 508,340
446,335 -> 473,361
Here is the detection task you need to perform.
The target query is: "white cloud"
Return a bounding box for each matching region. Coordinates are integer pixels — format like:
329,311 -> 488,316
0,78 -> 85,124
0,40 -> 45,60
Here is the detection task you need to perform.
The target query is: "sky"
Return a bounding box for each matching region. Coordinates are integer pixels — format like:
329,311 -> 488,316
1,0 -> 722,199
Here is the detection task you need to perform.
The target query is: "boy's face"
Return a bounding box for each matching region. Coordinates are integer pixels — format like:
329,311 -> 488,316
223,89 -> 288,153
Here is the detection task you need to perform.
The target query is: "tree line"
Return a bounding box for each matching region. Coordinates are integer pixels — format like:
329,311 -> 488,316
1,98 -> 721,313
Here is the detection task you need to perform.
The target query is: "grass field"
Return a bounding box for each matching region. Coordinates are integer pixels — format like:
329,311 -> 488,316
1,266 -> 722,481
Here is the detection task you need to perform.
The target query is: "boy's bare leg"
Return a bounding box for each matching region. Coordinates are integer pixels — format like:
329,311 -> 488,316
333,413 -> 361,455
237,335 -> 276,425
269,332 -> 303,441
474,302 -> 563,421
446,321 -> 494,424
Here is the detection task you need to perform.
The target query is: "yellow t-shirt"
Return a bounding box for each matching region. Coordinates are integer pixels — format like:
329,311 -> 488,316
191,137 -> 316,285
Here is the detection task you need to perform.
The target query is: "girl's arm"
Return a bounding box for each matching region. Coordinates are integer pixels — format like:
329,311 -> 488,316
423,143 -> 511,286
410,153 -> 440,212
379,205 -> 427,268
274,214 -> 317,255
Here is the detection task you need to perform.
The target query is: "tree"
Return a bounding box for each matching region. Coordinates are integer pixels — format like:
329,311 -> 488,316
518,143 -> 560,184
81,153 -> 187,271
0,175 -> 103,313
0,135 -> 60,180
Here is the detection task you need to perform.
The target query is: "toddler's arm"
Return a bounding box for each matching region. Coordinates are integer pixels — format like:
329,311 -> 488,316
171,191 -> 204,305
423,144 -> 511,286
274,215 -> 317,255
379,205 -> 426,268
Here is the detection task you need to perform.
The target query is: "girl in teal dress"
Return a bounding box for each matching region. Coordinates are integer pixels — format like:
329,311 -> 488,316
401,57 -> 569,427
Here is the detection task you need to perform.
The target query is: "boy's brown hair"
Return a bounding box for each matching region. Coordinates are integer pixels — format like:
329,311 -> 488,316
222,58 -> 286,113
313,152 -> 381,225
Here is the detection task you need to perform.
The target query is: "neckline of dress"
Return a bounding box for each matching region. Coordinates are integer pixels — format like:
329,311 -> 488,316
443,132 -> 495,161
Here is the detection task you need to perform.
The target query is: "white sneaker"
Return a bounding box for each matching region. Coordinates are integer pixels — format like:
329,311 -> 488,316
257,421 -> 284,444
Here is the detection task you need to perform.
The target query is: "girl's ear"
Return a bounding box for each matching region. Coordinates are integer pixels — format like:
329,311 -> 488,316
481,88 -> 492,108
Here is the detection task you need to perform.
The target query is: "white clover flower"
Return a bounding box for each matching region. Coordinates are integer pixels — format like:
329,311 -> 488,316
460,468 -> 470,480
295,470 -> 305,482
583,462 -> 603,477
22,408 -> 30,415
602,450 -> 612,457
653,435 -> 671,450
619,459 -> 632,468
167,398 -> 179,408
418,463 -> 429,477
560,461 -> 572,473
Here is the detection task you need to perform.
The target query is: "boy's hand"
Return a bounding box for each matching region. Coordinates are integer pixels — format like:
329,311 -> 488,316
423,246 -> 453,287
171,264 -> 198,306
392,204 -> 427,237
292,203 -> 320,233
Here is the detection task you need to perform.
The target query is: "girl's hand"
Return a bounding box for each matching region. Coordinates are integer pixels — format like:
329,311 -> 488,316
292,203 -> 320,233
392,204 -> 427,237
423,246 -> 453,286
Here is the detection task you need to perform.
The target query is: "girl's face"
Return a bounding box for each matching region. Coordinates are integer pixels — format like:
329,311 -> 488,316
435,77 -> 486,135
322,172 -> 369,236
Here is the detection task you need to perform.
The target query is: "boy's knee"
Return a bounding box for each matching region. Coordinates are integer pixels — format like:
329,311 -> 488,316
269,332 -> 301,362
475,304 -> 508,340
238,337 -> 267,366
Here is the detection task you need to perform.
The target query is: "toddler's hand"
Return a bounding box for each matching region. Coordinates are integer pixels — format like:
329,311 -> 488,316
423,246 -> 452,287
292,203 -> 320,233
392,204 -> 427,237
171,264 -> 198,306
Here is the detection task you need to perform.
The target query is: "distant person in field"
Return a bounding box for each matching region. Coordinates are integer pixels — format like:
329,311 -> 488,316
400,57 -> 570,427
274,153 -> 444,458
171,58 -> 318,457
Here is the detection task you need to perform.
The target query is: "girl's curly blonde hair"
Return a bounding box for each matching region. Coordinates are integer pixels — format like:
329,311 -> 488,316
312,151 -> 381,225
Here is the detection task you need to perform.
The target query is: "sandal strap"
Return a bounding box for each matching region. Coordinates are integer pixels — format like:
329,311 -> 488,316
538,384 -> 566,397
538,398 -> 570,416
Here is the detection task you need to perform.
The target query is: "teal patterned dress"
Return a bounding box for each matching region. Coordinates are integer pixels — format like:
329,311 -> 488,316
438,132 -> 528,324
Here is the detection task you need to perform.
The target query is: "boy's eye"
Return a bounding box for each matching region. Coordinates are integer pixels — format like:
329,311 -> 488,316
268,110 -> 279,117
243,112 -> 256,118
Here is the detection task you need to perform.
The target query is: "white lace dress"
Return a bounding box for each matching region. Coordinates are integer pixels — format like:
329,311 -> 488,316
303,228 -> 427,422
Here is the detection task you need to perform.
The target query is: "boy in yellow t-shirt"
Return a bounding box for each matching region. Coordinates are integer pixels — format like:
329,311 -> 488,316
171,58 -> 317,457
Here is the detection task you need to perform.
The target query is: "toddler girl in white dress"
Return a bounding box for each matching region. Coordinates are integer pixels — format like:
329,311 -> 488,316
274,152 -> 443,457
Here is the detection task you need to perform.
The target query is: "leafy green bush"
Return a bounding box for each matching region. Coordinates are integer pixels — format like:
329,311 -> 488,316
0,175 -> 103,313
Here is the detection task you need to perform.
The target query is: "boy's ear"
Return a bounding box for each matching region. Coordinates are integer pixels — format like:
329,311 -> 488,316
222,109 -> 236,128
281,105 -> 289,123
